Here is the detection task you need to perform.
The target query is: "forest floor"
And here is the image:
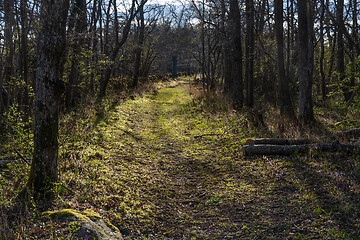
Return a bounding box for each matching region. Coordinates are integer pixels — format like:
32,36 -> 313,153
2,78 -> 360,239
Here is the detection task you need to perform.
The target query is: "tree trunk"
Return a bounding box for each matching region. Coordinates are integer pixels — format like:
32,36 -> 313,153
90,0 -> 99,94
319,0 -> 326,102
298,0 -> 314,124
20,0 -> 30,117
229,0 -> 243,108
97,0 -> 144,103
246,138 -> 313,145
337,0 -> 348,102
3,0 -> 15,106
66,0 -> 87,110
275,0 -> 295,118
132,2 -> 145,89
245,0 -> 254,107
353,0 -> 358,46
26,0 -> 69,201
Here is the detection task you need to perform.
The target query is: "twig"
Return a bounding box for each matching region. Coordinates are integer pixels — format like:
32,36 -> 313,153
0,159 -> 13,168
13,148 -> 30,165
194,133 -> 223,139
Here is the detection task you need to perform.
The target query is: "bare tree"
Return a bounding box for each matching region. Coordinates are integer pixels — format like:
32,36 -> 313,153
245,0 -> 254,107
97,0 -> 147,103
3,0 -> 15,109
298,0 -> 314,123
132,1 -> 145,89
319,0 -> 326,101
337,0 -> 347,101
66,0 -> 88,109
229,0 -> 243,108
275,0 -> 294,118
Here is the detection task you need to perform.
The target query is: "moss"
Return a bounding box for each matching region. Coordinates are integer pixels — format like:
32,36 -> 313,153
83,209 -> 101,219
41,209 -> 89,222
41,209 -> 121,239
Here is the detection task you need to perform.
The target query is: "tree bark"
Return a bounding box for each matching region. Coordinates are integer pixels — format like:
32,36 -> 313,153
132,2 -> 145,89
245,0 -> 254,107
298,0 -> 314,124
20,0 -> 30,117
275,0 -> 295,118
3,0 -> 15,106
66,0 -> 87,110
229,0 -> 243,108
26,0 -> 69,201
319,0 -> 326,102
337,0 -> 348,102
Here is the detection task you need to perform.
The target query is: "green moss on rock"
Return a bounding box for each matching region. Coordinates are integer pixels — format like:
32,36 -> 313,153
41,209 -> 122,240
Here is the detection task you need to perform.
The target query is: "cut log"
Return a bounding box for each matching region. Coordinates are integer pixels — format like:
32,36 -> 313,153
245,138 -> 313,145
246,127 -> 360,146
335,127 -> 360,138
243,141 -> 360,156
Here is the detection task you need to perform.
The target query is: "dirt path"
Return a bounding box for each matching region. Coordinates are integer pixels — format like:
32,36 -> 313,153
58,81 -> 360,239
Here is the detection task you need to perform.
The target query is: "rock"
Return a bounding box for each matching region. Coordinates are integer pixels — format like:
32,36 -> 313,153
41,209 -> 123,240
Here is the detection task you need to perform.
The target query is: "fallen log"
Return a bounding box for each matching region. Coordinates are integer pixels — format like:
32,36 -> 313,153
246,127 -> 360,146
245,138 -> 313,146
243,141 -> 360,156
335,127 -> 360,139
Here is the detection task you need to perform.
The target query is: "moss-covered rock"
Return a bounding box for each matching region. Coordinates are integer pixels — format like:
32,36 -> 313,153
41,209 -> 122,240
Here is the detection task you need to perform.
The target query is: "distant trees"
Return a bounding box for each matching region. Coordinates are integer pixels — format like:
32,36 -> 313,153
190,0 -> 359,123
0,0 -> 359,128
0,0 -> 360,201
96,0 -> 146,103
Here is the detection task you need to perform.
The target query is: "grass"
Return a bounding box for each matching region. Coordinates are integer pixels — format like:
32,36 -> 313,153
1,78 -> 360,239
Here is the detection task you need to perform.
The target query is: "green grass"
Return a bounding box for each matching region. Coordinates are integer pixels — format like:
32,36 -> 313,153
1,79 -> 360,239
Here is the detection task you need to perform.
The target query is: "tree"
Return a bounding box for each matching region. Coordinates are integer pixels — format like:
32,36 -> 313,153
245,0 -> 254,107
221,0 -> 231,94
66,0 -> 87,109
229,0 -> 243,108
337,0 -> 346,101
97,0 -> 147,103
25,0 -> 69,201
275,0 -> 295,118
3,0 -> 14,109
132,1 -> 145,89
298,0 -> 314,123
319,0 -> 326,101
20,0 -> 29,115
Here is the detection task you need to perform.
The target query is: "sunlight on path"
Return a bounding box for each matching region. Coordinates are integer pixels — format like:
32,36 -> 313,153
95,81 -> 258,238
60,80 -> 360,239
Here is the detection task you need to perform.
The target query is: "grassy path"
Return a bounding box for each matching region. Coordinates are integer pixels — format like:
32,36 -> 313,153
56,81 -> 360,239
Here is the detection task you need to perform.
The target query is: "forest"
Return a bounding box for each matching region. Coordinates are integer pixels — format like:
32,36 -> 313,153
1,0 -> 360,238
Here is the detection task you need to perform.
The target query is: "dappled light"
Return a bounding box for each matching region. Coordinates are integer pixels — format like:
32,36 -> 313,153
1,0 -> 360,238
